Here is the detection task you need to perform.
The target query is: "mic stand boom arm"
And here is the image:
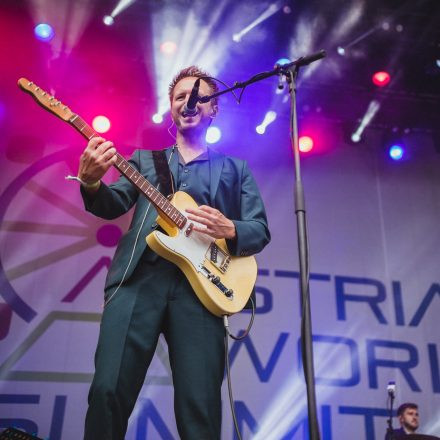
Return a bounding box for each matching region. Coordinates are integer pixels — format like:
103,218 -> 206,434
201,49 -> 326,440
199,50 -> 326,103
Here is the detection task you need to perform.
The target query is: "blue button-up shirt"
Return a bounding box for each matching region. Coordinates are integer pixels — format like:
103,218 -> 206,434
176,149 -> 211,206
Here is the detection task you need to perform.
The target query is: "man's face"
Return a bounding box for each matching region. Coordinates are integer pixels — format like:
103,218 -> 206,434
399,407 -> 419,432
170,76 -> 217,134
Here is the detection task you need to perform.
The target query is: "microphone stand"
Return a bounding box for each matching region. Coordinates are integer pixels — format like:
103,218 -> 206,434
201,50 -> 325,440
386,391 -> 395,439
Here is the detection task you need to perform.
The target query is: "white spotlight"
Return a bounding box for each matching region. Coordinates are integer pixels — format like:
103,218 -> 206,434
350,100 -> 381,144
256,125 -> 265,135
111,0 -> 136,18
351,132 -> 361,143
264,111 -> 277,125
206,126 -> 221,144
152,113 -> 163,124
337,46 -> 345,56
103,15 -> 114,26
256,111 -> 277,135
231,2 -> 283,43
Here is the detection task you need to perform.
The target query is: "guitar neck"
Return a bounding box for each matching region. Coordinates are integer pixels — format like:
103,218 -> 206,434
69,113 -> 187,229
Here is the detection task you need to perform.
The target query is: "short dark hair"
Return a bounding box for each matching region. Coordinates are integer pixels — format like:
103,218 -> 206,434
168,66 -> 219,105
397,403 -> 418,416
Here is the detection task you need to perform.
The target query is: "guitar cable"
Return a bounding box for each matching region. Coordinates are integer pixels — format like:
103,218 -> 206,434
103,147 -> 175,306
223,296 -> 256,440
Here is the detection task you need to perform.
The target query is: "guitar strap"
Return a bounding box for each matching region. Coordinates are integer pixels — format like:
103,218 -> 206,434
152,147 -> 175,197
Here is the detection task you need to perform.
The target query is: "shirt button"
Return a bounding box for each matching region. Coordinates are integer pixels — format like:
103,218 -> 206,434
184,169 -> 189,173
181,183 -> 187,187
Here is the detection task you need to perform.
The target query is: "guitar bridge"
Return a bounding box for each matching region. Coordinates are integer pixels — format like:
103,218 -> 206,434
207,243 -> 231,274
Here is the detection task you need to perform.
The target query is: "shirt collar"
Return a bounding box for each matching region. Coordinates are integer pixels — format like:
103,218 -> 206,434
177,149 -> 209,165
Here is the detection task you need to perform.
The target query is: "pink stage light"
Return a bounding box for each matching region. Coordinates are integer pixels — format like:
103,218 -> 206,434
372,71 -> 391,87
160,41 -> 177,55
92,115 -> 111,133
299,135 -> 314,152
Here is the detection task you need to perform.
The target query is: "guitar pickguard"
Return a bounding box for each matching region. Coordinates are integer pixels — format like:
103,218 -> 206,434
153,224 -> 215,273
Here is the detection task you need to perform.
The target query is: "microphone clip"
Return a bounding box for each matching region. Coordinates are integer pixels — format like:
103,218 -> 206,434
387,381 -> 396,398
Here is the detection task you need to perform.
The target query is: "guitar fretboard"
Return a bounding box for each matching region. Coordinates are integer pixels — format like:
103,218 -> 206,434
69,113 -> 187,229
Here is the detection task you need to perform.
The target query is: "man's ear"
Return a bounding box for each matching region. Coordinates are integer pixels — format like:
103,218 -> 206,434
210,104 -> 218,118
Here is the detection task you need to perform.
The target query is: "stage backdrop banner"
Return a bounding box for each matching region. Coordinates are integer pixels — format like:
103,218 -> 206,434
1,131 -> 439,440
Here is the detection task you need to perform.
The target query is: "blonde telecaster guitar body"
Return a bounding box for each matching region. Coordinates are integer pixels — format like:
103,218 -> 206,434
147,191 -> 257,316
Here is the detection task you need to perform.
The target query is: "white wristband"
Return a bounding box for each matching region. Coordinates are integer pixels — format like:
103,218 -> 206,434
65,175 -> 100,189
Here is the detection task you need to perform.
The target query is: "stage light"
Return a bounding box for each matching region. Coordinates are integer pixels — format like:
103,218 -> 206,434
435,59 -> 440,69
275,58 -> 291,66
232,33 -> 241,42
110,0 -> 136,18
337,46 -> 345,56
150,2 -> 228,118
349,100 -> 381,143
256,111 -> 277,135
372,71 -> 391,87
92,116 -> 111,133
206,126 -> 221,144
263,111 -> 276,124
152,113 -> 163,124
160,41 -> 177,55
299,135 -> 313,152
232,2 -> 283,42
103,15 -> 114,26
389,144 -> 404,160
34,23 -> 55,42
351,132 -> 361,143
256,125 -> 265,135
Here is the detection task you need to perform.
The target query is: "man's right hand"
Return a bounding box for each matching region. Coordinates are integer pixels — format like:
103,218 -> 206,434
78,137 -> 117,192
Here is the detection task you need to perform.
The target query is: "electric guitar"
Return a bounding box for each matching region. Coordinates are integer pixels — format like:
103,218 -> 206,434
17,78 -> 257,317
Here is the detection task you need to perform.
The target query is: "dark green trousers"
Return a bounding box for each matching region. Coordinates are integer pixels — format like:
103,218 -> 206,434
84,255 -> 225,440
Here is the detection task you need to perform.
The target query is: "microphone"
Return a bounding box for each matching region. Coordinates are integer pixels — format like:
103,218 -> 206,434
277,73 -> 284,90
387,380 -> 396,398
182,78 -> 201,117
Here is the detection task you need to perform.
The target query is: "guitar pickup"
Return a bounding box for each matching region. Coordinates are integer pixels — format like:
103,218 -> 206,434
207,243 -> 231,273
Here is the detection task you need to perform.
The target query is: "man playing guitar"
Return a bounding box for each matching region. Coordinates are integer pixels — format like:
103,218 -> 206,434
78,66 -> 270,440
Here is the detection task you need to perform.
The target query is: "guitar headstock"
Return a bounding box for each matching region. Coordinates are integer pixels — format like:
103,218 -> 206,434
17,77 -> 74,121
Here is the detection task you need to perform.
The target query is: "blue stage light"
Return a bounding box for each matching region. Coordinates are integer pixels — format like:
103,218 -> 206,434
34,23 -> 55,42
206,126 -> 221,144
389,144 -> 404,160
275,58 -> 290,66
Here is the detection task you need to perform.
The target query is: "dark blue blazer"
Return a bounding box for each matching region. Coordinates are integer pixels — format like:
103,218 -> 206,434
82,147 -> 271,295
